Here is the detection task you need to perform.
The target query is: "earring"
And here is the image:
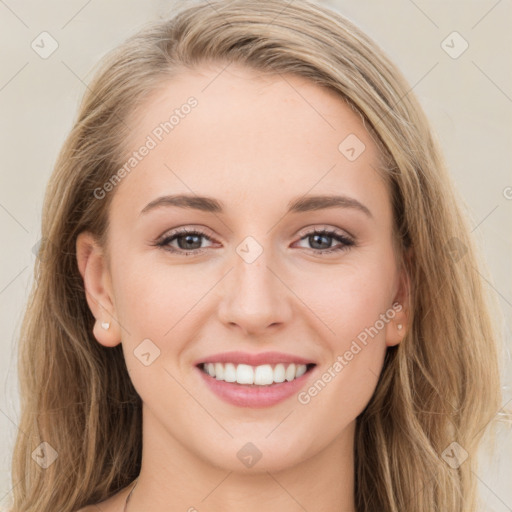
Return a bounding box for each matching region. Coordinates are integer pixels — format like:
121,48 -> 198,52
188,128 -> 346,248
397,323 -> 403,330
101,321 -> 110,330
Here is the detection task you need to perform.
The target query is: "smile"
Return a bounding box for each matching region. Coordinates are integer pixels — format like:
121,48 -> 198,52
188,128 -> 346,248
200,362 -> 315,386
195,351 -> 317,408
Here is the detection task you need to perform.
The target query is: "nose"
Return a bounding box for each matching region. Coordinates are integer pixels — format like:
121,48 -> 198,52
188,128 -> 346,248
216,246 -> 293,336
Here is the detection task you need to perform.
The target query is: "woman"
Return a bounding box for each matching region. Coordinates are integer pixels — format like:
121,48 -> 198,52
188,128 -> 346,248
9,0 -> 503,511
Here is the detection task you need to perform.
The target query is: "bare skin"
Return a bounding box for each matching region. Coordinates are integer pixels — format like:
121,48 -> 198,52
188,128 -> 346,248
76,63 -> 409,512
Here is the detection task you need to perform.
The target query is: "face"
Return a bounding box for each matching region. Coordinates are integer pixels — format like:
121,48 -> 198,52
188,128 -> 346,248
77,63 -> 408,474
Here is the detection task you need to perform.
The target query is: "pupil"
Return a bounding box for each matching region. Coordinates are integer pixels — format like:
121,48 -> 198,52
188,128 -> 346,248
311,234 -> 330,250
179,234 -> 201,250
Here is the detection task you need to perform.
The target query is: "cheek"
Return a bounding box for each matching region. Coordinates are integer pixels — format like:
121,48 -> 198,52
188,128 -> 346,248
297,263 -> 395,426
112,260 -> 203,401
296,343 -> 386,453
291,250 -> 397,345
112,255 -> 207,338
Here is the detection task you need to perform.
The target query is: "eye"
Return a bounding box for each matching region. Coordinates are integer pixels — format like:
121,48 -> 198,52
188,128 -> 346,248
154,227 -> 215,255
294,228 -> 355,255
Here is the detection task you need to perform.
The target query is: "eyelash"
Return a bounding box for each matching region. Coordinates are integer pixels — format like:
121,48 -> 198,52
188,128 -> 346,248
154,226 -> 355,256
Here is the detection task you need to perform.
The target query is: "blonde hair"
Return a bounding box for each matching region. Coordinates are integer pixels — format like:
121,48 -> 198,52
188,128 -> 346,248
10,1 -> 504,510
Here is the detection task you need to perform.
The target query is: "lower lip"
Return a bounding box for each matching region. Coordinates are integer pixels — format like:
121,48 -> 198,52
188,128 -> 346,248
196,366 -> 315,408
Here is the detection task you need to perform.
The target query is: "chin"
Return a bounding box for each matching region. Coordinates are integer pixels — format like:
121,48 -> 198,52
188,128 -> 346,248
192,434 -> 317,475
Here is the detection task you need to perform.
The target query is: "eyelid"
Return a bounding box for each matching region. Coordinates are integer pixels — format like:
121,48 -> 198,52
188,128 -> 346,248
158,225 -> 215,241
295,224 -> 353,240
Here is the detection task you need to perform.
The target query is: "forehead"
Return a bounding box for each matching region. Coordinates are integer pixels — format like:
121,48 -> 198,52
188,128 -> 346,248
110,63 -> 390,222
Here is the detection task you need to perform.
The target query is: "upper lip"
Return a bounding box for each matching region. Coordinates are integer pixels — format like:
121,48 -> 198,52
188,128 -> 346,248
195,351 -> 316,367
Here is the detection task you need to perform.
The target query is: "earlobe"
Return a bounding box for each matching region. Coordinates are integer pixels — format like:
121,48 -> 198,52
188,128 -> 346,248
385,313 -> 407,347
385,263 -> 411,347
76,232 -> 121,347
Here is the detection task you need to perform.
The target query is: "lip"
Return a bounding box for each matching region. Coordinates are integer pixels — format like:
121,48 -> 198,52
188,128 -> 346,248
194,351 -> 316,367
194,352 -> 317,408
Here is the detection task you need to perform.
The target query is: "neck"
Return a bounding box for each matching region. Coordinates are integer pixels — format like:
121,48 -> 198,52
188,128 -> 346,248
127,406 -> 356,512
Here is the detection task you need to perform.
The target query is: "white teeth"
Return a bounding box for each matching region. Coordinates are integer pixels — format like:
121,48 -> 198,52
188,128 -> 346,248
295,364 -> 307,378
223,363 -> 237,382
254,364 -> 274,385
201,362 -> 310,386
273,363 -> 286,383
285,363 -> 296,382
214,362 -> 224,380
236,364 -> 254,384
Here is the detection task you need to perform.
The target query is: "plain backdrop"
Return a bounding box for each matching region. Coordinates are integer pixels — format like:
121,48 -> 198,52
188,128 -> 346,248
1,0 -> 511,510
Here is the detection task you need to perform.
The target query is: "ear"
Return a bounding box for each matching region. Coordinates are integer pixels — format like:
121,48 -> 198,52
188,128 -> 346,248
76,231 -> 121,347
385,254 -> 412,347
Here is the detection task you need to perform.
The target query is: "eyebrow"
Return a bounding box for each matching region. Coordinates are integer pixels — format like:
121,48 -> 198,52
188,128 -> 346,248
140,193 -> 373,218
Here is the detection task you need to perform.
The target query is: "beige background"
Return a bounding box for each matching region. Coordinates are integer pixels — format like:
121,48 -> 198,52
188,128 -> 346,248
1,0 -> 511,510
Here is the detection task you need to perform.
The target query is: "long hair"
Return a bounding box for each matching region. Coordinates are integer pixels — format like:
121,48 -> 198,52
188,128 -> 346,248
9,1 -> 503,510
